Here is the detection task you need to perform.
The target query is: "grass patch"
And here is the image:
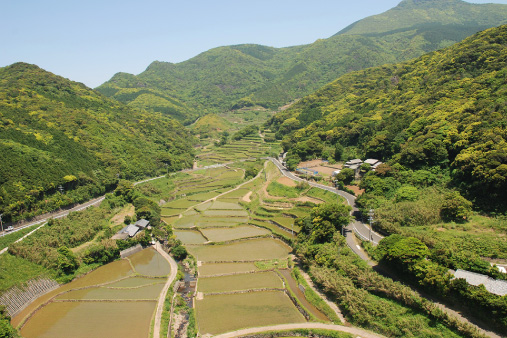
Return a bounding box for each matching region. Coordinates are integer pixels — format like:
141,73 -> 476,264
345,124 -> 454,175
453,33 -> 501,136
267,181 -> 300,198
254,259 -> 289,270
0,253 -> 52,292
305,187 -> 344,204
0,223 -> 41,251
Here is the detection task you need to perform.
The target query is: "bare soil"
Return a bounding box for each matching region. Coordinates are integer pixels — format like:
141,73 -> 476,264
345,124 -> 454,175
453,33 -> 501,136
242,191 -> 253,202
345,185 -> 364,195
277,176 -> 297,187
110,205 -> 135,226
293,196 -> 323,204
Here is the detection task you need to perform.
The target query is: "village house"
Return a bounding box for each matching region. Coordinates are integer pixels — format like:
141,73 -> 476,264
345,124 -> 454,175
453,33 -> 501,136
112,218 -> 150,240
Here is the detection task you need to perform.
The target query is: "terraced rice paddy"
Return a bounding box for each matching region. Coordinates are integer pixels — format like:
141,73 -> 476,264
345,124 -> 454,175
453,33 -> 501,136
195,291 -> 306,335
162,162 -> 332,335
17,248 -> 171,338
200,225 -> 270,242
174,230 -> 208,244
188,238 -> 291,262
198,271 -> 283,293
198,262 -> 259,277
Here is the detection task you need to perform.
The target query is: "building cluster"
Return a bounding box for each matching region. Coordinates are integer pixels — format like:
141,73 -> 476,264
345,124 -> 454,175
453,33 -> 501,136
113,219 -> 150,240
333,158 -> 382,177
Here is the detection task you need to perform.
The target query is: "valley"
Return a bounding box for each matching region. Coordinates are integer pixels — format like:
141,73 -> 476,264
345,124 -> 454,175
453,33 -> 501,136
1,1 -> 507,337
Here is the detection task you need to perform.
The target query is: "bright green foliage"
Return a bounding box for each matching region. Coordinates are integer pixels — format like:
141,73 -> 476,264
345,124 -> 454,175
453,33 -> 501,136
0,306 -> 17,338
296,234 -> 479,338
190,113 -> 231,139
440,191 -> 473,222
0,63 -> 194,222
382,236 -> 429,265
297,203 -> 351,244
171,245 -> 188,261
56,246 -> 79,275
97,1 -> 507,115
271,25 -> 507,211
335,168 -> 354,185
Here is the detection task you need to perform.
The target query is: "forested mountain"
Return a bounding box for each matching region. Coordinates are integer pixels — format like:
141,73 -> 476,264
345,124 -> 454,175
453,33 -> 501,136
97,0 -> 507,118
267,24 -> 507,211
0,63 -> 194,222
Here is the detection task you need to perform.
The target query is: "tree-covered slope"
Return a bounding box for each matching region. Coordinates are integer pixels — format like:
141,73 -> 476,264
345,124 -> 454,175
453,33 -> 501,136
97,0 -> 507,115
0,63 -> 194,222
268,24 -> 507,210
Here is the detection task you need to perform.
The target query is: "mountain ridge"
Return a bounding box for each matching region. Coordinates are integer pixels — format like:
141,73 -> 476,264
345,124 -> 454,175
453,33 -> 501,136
97,0 -> 507,118
0,62 -> 194,222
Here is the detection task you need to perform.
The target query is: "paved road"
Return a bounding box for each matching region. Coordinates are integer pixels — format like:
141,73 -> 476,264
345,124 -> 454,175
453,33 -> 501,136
0,196 -> 106,238
213,323 -> 386,338
267,158 -> 383,245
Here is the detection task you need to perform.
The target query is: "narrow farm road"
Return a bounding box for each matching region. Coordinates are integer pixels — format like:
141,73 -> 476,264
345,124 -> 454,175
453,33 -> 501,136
212,323 -> 386,338
153,242 -> 178,338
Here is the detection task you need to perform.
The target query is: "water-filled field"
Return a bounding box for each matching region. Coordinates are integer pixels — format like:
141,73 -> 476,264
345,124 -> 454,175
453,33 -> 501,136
20,302 -> 156,338
200,225 -> 270,242
187,238 -> 291,262
17,248 -> 170,338
175,230 -> 208,244
198,262 -> 259,277
195,291 -> 306,335
198,271 -> 283,293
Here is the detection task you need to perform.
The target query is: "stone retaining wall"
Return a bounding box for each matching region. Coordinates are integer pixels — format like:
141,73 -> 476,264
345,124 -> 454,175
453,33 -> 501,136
120,244 -> 143,258
0,277 -> 59,317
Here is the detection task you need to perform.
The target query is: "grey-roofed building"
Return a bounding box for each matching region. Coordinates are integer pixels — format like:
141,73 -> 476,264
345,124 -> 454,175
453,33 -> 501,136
135,219 -> 149,229
345,159 -> 363,166
125,224 -> 140,237
454,269 -> 507,296
364,159 -> 380,166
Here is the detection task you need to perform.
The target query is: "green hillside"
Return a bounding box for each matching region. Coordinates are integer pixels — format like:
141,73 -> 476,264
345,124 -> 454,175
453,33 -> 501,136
268,24 -> 507,211
190,113 -> 231,139
97,0 -> 507,115
0,63 -> 195,222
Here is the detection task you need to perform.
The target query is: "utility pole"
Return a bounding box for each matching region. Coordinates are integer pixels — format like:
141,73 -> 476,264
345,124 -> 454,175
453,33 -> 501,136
0,214 -> 3,237
368,209 -> 374,242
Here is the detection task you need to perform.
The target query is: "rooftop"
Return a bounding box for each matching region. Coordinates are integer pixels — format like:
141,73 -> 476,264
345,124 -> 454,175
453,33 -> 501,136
454,269 -> 507,296
135,219 -> 150,228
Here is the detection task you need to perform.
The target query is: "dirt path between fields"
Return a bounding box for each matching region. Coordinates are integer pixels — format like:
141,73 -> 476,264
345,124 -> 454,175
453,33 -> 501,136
153,242 -> 178,338
212,323 -> 386,338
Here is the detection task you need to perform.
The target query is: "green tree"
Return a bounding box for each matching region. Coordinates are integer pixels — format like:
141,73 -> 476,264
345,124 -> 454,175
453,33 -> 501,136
172,245 -> 188,261
336,168 -> 354,185
440,191 -> 472,222
57,246 -> 79,274
385,237 -> 429,266
334,143 -> 344,161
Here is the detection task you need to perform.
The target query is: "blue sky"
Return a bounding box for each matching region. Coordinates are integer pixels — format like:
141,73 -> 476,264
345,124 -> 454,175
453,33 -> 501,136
2,0 -> 506,87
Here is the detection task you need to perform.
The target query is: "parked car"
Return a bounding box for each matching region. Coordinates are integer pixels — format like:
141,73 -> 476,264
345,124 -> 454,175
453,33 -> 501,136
6,226 -> 14,232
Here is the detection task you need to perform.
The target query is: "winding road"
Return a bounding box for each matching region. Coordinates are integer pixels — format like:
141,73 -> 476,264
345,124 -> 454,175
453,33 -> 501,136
267,157 -> 383,251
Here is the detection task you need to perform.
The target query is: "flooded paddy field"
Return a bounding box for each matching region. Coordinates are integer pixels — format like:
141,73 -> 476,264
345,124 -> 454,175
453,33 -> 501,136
198,262 -> 259,276
195,291 -> 306,335
198,271 -> 283,293
16,248 -> 171,338
187,237 -> 291,262
200,225 -> 270,242
175,230 -> 208,244
20,301 -> 156,338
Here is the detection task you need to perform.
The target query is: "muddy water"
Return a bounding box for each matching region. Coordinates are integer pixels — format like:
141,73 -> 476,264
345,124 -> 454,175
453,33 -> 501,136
279,269 -> 328,322
17,247 -> 170,338
198,262 -> 259,276
188,237 -> 291,262
175,230 -> 207,244
200,225 -> 270,242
